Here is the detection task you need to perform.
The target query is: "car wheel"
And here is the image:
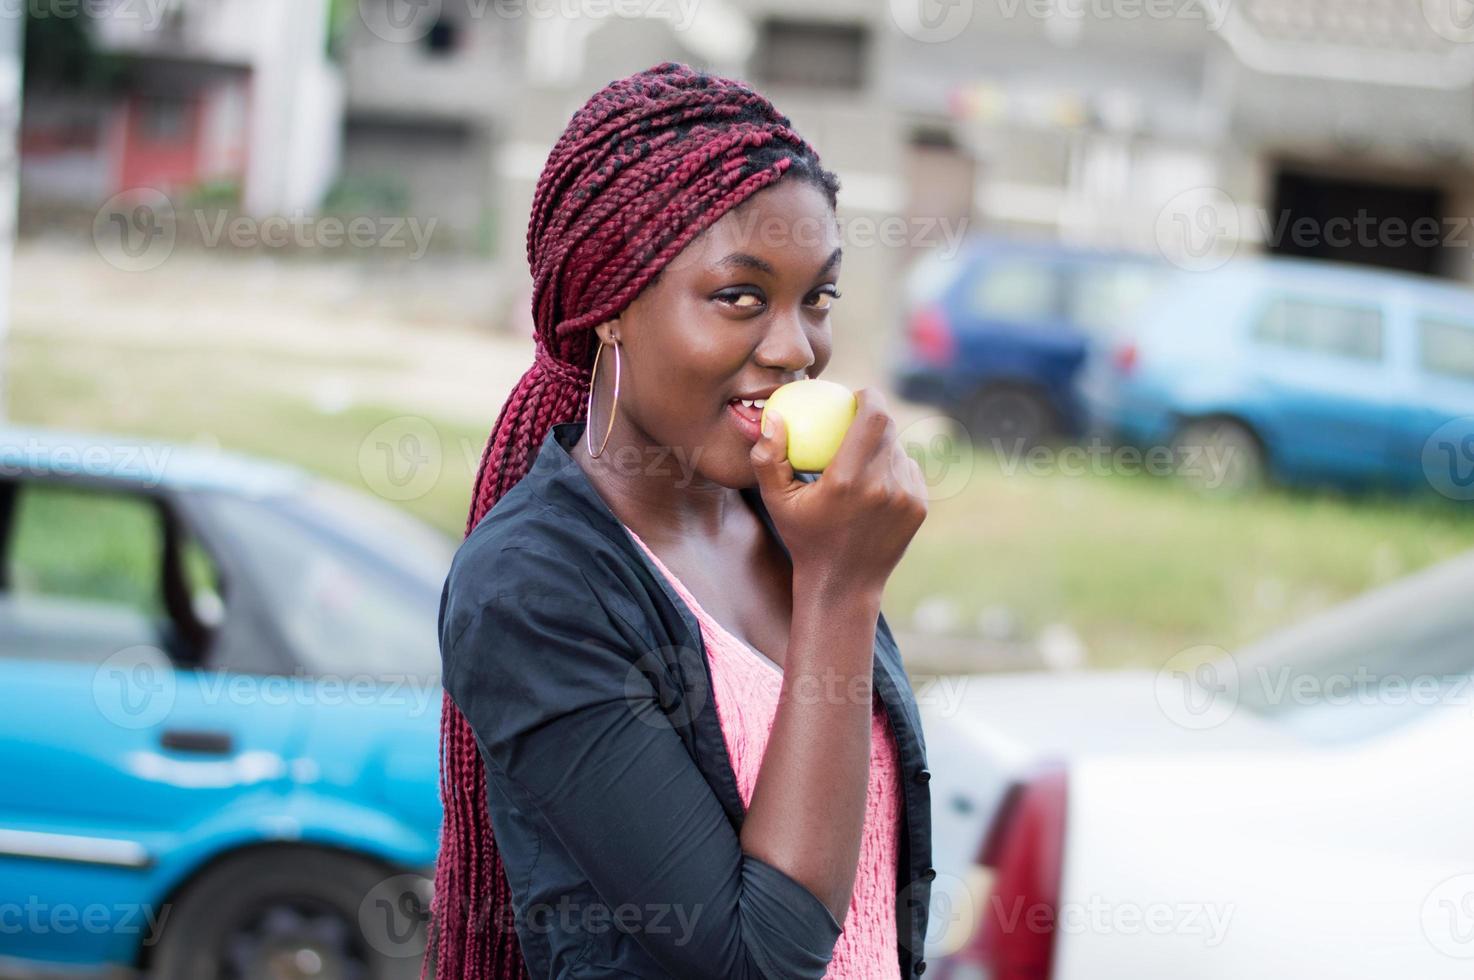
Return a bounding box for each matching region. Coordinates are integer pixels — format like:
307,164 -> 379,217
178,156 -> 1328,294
1171,417 -> 1265,495
149,848 -> 429,980
961,384 -> 1057,453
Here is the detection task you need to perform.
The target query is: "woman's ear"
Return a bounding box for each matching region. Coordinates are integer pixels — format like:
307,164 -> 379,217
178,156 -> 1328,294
594,317 -> 621,347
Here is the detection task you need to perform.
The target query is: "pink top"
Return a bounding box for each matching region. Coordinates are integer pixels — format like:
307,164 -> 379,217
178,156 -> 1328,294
625,527 -> 904,980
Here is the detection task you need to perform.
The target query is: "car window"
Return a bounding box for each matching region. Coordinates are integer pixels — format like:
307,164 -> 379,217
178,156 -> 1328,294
1068,262 -> 1166,334
1,481 -> 163,663
968,260 -> 1061,322
1418,314 -> 1474,383
202,488 -> 443,680
1252,295 -> 1384,362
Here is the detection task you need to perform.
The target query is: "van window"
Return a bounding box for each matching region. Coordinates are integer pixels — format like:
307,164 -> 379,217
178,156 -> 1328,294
1418,315 -> 1474,383
1252,295 -> 1383,362
968,260 -> 1060,322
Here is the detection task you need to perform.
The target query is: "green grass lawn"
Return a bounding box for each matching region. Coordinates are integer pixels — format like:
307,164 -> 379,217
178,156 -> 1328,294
9,327 -> 1473,670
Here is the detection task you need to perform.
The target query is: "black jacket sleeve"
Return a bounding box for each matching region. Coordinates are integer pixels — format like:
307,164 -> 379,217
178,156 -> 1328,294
440,545 -> 843,980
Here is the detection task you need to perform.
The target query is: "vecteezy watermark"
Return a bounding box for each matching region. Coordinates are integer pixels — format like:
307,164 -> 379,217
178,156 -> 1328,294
93,188 -> 177,272
94,646 -> 178,730
1424,873 -> 1474,958
357,0 -> 700,44
1423,416 -> 1474,502
984,894 -> 1236,946
888,0 -> 1231,43
92,190 -> 438,271
0,898 -> 172,943
359,416 -> 444,503
0,435 -> 173,485
359,874 -> 433,959
0,0 -> 172,28
358,417 -> 711,504
519,897 -> 706,944
1423,0 -> 1474,44
1154,645 -> 1239,731
1156,188 -> 1474,272
192,210 -> 437,258
626,645 -> 712,730
988,437 -> 1242,489
640,206 -> 972,280
93,650 -> 442,729
898,416 -> 975,502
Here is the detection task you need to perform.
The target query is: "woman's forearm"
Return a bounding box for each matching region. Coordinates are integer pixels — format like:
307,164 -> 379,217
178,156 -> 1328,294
738,570 -> 884,926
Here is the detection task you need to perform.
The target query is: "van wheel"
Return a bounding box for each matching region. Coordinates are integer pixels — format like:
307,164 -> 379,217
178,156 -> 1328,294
1171,418 -> 1265,495
962,384 -> 1057,453
149,848 -> 429,980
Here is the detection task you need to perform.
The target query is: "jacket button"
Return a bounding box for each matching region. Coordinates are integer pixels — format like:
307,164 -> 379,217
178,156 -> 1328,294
915,960 -> 927,975
919,866 -> 936,882
914,767 -> 931,784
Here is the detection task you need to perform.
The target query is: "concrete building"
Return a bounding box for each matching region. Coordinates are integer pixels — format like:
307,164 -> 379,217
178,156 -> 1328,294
21,0 -> 343,215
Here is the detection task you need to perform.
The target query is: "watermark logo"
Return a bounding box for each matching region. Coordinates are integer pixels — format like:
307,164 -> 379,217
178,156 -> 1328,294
1154,645 -> 1238,730
1423,416 -> 1474,502
360,0 -> 443,42
1424,0 -> 1474,43
626,646 -> 711,730
93,188 -> 177,272
898,417 -> 975,501
359,415 -> 444,502
93,646 -> 177,730
890,0 -> 974,43
359,873 -> 433,958
1155,187 -> 1240,272
1423,873 -> 1474,958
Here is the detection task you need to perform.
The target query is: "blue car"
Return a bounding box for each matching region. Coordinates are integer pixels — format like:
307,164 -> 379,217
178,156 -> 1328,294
1079,256 -> 1474,493
0,424 -> 453,979
891,236 -> 1167,446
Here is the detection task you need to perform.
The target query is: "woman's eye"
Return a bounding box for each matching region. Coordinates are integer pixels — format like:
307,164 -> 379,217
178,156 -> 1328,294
717,289 -> 764,309
808,287 -> 842,311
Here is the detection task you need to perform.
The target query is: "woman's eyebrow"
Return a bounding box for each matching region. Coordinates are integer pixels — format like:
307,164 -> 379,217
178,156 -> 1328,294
715,246 -> 843,278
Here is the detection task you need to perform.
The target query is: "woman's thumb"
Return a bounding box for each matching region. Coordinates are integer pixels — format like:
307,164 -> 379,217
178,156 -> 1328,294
750,408 -> 795,493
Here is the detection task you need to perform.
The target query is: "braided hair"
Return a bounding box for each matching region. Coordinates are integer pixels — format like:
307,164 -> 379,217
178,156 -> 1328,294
429,61 -> 840,979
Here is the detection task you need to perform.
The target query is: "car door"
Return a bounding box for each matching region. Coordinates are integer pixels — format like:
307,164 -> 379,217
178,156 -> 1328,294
0,476 -> 306,968
1244,292 -> 1397,485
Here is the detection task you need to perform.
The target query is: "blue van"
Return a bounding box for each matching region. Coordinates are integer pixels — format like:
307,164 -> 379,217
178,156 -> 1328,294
892,237 -> 1167,446
1080,256 -> 1474,493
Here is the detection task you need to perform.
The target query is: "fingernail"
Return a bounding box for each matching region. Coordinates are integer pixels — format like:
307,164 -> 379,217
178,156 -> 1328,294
761,412 -> 774,438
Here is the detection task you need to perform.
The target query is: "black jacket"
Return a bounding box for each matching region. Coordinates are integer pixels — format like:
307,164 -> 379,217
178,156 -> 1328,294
438,419 -> 934,979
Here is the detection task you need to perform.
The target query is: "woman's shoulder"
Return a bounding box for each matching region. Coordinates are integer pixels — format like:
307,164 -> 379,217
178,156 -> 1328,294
444,482 -> 636,615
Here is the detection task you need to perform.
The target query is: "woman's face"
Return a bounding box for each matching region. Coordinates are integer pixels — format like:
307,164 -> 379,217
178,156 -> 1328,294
595,177 -> 842,490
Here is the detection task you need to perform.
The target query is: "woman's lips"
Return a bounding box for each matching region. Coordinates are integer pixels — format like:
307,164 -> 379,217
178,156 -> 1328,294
727,399 -> 762,442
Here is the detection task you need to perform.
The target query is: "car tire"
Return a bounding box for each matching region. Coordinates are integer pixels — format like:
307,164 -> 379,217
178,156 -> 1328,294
1171,417 -> 1266,495
961,384 -> 1058,453
148,848 -> 430,980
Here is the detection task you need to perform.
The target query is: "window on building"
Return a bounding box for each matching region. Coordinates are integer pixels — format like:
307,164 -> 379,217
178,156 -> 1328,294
754,20 -> 868,90
1252,295 -> 1384,362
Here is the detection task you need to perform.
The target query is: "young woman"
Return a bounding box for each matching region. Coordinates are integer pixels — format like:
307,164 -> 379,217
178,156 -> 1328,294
433,62 -> 934,980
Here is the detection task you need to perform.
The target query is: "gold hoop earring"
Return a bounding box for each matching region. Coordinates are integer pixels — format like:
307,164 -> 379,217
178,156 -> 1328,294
586,338 -> 620,458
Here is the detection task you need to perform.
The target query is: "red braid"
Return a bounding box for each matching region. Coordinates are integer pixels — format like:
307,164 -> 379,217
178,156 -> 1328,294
426,61 -> 839,980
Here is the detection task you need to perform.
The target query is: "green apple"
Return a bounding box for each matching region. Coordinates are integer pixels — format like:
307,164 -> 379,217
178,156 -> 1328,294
761,379 -> 857,472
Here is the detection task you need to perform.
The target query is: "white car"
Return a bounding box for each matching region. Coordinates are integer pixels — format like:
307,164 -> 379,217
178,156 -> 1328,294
919,549 -> 1474,979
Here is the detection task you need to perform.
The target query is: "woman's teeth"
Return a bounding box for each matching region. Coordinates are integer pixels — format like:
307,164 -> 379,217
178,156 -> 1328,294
735,398 -> 767,409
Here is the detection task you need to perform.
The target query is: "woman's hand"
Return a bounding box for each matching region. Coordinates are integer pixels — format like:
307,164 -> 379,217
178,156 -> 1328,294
749,387 -> 928,601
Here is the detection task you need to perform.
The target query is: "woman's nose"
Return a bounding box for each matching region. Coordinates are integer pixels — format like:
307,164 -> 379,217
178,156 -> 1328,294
755,307 -> 816,373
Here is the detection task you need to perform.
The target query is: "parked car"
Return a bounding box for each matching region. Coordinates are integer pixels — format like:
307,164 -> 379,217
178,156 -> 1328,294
0,424 -> 453,979
892,236 -> 1167,447
920,547 -> 1474,979
1080,256 -> 1474,493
